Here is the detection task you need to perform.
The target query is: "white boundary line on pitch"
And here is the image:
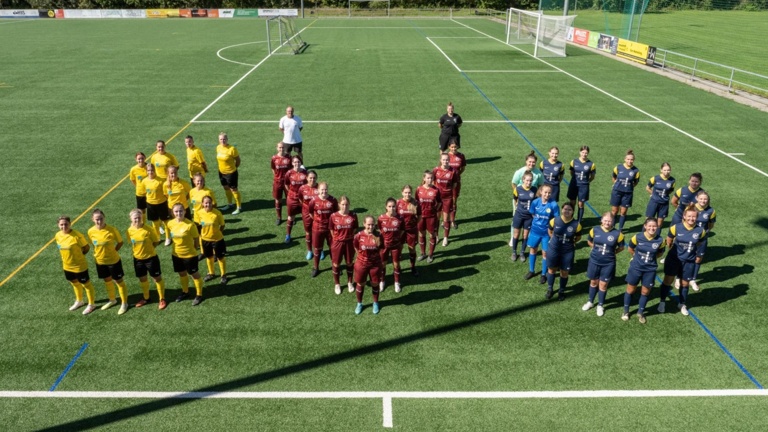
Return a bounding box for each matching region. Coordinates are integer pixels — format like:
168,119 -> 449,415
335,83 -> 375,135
426,36 -> 462,72
310,26 -> 461,29
193,119 -> 660,124
216,40 -> 268,67
450,19 -> 768,179
463,69 -> 561,73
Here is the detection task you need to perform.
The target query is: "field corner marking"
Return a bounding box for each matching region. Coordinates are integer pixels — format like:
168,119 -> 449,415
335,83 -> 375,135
383,395 -> 393,428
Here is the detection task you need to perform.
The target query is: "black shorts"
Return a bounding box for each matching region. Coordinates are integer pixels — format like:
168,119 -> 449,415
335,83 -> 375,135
64,270 -> 90,284
134,255 -> 162,278
172,255 -> 199,274
439,134 -> 460,151
146,202 -> 170,222
136,195 -> 147,210
202,239 -> 227,260
96,260 -> 125,280
284,142 -> 303,153
219,170 -> 239,189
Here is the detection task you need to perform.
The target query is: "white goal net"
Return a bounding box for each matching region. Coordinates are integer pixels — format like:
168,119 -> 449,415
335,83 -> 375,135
506,8 -> 576,58
348,0 -> 391,17
266,16 -> 307,55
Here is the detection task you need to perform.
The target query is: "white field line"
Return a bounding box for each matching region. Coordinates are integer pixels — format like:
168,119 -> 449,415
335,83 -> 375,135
383,396 -> 393,428
429,36 -> 488,39
216,41 -> 268,67
192,119 -> 660,124
310,26 -> 461,29
729,153 -> 746,156
426,37 -> 461,72
463,70 -> 561,73
450,19 -> 768,179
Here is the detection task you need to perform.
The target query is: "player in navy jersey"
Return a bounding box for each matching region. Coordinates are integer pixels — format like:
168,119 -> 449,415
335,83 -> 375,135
353,216 -> 384,315
545,202 -> 582,300
622,218 -> 665,323
690,190 -> 716,291
610,149 -> 640,232
510,151 -> 544,247
511,171 -> 537,262
438,102 -> 462,154
582,212 -> 625,316
524,184 -> 560,284
567,145 -> 595,224
645,162 -> 675,230
540,147 -> 564,203
657,205 -> 706,317
670,172 -> 703,225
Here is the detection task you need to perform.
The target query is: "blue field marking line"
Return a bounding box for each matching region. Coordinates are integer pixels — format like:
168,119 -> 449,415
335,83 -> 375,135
49,343 -> 88,392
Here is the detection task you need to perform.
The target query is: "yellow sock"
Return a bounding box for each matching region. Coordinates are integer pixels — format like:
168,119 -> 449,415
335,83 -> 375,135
161,220 -> 170,240
82,281 -> 96,305
180,275 -> 189,293
233,191 -> 242,208
70,281 -> 84,302
152,220 -> 162,239
140,280 -> 150,300
105,280 -> 116,302
193,278 -> 203,297
155,279 -> 166,299
218,257 -> 227,276
207,257 -> 215,275
142,211 -> 147,223
116,280 -> 128,304
225,189 -> 234,204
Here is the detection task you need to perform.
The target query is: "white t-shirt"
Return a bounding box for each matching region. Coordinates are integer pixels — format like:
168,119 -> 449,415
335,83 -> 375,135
279,115 -> 303,144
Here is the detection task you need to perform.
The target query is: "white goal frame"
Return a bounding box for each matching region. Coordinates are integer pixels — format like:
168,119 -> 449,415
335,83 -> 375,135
266,16 -> 307,55
505,8 -> 576,58
348,0 -> 391,17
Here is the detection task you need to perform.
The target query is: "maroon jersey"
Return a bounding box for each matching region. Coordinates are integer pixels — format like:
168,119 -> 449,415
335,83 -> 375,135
308,195 -> 339,231
271,154 -> 292,183
353,231 -> 383,266
377,214 -> 404,248
284,169 -> 308,200
416,185 -> 442,218
330,212 -> 359,242
433,166 -> 457,195
448,151 -> 467,182
299,184 -> 319,211
396,199 -> 421,232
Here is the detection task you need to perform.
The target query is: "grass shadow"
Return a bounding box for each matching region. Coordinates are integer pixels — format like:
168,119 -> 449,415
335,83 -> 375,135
465,156 -> 501,165
380,285 -> 463,308
308,161 -> 357,170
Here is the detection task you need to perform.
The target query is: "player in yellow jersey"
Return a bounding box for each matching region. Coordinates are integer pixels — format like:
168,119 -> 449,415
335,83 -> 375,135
126,209 -> 168,310
87,210 -> 130,315
165,165 -> 192,221
190,173 -> 217,227
141,164 -> 171,246
199,196 -> 228,285
168,203 -> 205,305
149,140 -> 179,182
55,216 -> 98,315
216,132 -> 242,215
129,152 -> 148,220
185,135 -> 208,184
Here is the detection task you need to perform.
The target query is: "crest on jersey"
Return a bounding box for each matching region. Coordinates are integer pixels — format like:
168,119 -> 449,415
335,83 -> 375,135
325,202 -> 332,209
529,192 -> 534,198
666,182 -> 671,188
545,209 -> 551,214
652,243 -> 659,249
345,217 -> 353,224
392,220 -> 399,227
567,227 -> 573,233
583,166 -> 589,171
703,214 -> 710,219
428,191 -> 435,197
692,233 -> 700,239
607,236 -> 614,241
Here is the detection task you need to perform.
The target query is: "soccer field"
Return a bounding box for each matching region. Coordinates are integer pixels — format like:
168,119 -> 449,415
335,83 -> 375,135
1,17 -> 768,431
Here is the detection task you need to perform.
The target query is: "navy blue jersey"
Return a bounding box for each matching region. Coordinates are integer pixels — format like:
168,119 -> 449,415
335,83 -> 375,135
530,198 -> 560,235
628,232 -> 665,273
612,164 -> 640,193
672,186 -> 703,220
570,158 -> 595,187
548,216 -> 582,253
540,159 -> 564,186
668,222 -> 706,262
648,175 -> 675,204
587,226 -> 625,265
513,185 -> 538,215
695,205 -> 716,232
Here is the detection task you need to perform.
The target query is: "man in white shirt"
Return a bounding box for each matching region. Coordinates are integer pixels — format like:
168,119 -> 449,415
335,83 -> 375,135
279,106 -> 304,163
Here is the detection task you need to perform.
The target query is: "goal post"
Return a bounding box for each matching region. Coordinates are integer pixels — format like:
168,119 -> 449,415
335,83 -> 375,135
266,16 -> 308,55
348,0 -> 391,18
506,8 -> 576,58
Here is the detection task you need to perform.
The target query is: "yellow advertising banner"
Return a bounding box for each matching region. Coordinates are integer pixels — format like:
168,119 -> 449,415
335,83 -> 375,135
616,39 -> 650,64
146,9 -> 180,18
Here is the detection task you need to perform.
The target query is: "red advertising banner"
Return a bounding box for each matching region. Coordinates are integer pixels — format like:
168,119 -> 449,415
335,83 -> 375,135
573,28 -> 589,46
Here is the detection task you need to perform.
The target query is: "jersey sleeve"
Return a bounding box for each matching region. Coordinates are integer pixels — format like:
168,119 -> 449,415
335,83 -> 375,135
647,176 -> 656,188
111,226 -> 123,244
668,225 -> 677,239
75,231 -> 88,248
612,166 -> 619,179
629,234 -> 638,248
575,223 -> 582,236
587,228 -> 595,242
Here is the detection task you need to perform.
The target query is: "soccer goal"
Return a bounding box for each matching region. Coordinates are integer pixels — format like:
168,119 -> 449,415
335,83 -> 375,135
266,16 -> 307,55
348,0 -> 391,17
505,8 -> 576,58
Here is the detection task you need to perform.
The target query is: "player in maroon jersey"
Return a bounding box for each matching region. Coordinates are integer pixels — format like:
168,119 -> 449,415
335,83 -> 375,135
283,156 -> 307,244
433,153 -> 457,247
416,171 -> 442,263
378,198 -> 405,293
307,182 -> 338,278
298,171 -> 319,260
271,142 -> 292,226
329,196 -> 358,295
397,184 -> 421,277
447,139 -> 466,229
353,216 -> 384,315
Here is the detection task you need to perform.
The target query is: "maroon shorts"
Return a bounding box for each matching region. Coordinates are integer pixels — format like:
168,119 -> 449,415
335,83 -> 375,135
418,217 -> 438,234
312,229 -> 331,252
380,245 -> 402,267
354,261 -> 381,287
272,181 -> 285,200
287,197 -> 302,217
454,182 -> 461,202
440,196 -> 454,215
302,209 -> 313,233
331,240 -> 355,266
403,228 -> 418,248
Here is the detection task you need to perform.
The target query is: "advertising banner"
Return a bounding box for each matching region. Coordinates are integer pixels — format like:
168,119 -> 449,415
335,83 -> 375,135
596,33 -> 617,54
572,28 -> 589,46
179,9 -> 214,18
146,9 -> 180,18
218,9 -> 234,18
233,9 -> 259,17
0,10 -> 39,18
647,46 -> 658,66
617,38 -> 650,64
258,9 -> 299,17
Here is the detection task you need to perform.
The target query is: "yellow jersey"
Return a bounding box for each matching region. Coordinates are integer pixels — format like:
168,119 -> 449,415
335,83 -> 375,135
190,187 -> 217,223
87,225 -> 123,265
167,218 -> 199,259
216,144 -> 239,175
186,146 -> 207,178
150,152 -> 179,181
166,179 -> 191,210
141,177 -> 167,205
129,164 -> 148,196
198,208 -> 225,242
56,229 -> 89,272
127,225 -> 159,260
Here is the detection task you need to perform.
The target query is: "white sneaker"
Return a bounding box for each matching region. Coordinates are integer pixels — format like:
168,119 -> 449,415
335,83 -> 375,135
118,303 -> 128,315
442,237 -> 449,247
596,305 -> 605,317
581,301 -> 594,311
674,278 -> 680,290
621,312 -> 630,321
690,280 -> 700,291
82,304 -> 97,315
164,237 -> 172,246
348,282 -> 355,293
657,301 -> 666,313
69,300 -> 85,311
379,281 -> 385,292
334,284 -> 341,295
159,226 -> 165,235
394,282 -> 402,293
100,300 -> 117,311
509,239 -> 514,247
231,208 -> 241,215
679,304 -> 689,316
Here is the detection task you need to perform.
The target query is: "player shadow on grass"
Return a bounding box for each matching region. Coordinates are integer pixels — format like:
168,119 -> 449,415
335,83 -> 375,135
228,261 -> 307,280
379,285 -> 463,308
240,198 -> 274,212
465,156 -> 501,165
231,236 -> 290,256
306,161 -> 356,170
703,243 -> 745,264
206,275 -> 297,300
700,264 -> 754,284
437,240 -> 505,261
227,233 -> 275,248
685,283 -> 749,308
451,225 -> 508,243
456,211 -> 509,225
